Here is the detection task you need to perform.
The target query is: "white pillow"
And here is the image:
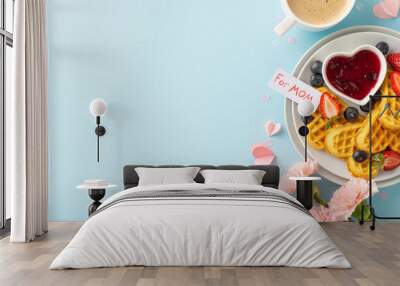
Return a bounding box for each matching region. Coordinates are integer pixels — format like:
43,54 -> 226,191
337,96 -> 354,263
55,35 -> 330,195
200,169 -> 266,185
135,167 -> 200,186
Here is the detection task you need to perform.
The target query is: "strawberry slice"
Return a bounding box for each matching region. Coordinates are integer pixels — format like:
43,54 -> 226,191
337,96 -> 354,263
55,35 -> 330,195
390,71 -> 400,95
388,53 -> 400,72
319,91 -> 342,119
384,150 -> 400,171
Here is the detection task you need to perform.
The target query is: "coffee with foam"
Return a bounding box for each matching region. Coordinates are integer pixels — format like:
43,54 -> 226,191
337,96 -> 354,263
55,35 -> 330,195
287,0 -> 349,26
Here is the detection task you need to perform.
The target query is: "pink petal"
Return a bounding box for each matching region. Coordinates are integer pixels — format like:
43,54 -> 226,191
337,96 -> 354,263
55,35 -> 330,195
251,143 -> 274,158
265,121 -> 281,137
254,155 -> 275,165
373,2 -> 395,19
382,0 -> 399,17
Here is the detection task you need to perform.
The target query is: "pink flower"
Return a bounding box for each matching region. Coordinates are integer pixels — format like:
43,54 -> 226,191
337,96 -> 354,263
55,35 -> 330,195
280,160 -> 319,193
310,179 -> 378,222
289,160 -> 319,177
310,207 -> 335,222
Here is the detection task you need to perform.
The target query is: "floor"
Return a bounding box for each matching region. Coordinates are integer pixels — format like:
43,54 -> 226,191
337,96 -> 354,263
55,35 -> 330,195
0,222 -> 399,286
0,219 -> 10,239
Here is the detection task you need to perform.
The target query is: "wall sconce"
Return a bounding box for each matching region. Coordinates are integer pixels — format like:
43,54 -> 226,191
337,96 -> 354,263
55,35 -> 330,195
89,98 -> 107,162
297,101 -> 314,162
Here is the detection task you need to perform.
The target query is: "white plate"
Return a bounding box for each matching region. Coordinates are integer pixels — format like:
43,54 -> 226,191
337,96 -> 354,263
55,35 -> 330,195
285,26 -> 400,188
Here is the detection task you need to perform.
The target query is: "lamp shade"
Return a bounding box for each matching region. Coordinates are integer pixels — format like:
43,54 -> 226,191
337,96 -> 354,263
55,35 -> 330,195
90,99 -> 107,117
297,101 -> 314,117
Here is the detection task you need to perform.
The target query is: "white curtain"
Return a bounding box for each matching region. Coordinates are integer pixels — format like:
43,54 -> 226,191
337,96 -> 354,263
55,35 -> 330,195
9,0 -> 48,242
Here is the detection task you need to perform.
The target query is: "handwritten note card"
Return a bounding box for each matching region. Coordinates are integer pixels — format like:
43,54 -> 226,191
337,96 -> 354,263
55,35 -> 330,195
268,68 -> 321,109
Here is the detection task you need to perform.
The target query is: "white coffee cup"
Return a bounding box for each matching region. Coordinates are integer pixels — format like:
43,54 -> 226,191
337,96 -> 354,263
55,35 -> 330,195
274,0 -> 356,37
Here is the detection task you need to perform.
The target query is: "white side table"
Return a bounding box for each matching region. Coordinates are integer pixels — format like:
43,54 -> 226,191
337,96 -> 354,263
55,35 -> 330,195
289,177 -> 321,210
77,183 -> 117,216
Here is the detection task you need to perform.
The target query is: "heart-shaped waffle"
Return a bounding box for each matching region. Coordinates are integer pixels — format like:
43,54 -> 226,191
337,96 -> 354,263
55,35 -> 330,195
380,97 -> 400,131
388,129 -> 400,153
307,111 -> 328,150
346,156 -> 380,179
379,69 -> 392,96
356,101 -> 389,153
325,122 -> 363,159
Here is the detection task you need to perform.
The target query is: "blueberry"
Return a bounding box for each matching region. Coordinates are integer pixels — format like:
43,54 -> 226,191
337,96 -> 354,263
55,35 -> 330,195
372,92 -> 381,102
344,107 -> 359,122
353,150 -> 368,163
376,41 -> 390,56
310,73 -> 324,87
310,60 -> 323,74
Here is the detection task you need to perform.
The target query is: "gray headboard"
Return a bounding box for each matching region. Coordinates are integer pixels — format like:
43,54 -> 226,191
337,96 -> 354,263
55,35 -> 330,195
123,165 -> 280,189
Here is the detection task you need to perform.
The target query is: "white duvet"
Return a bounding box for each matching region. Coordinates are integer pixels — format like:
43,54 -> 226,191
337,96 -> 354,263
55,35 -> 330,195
50,183 -> 350,269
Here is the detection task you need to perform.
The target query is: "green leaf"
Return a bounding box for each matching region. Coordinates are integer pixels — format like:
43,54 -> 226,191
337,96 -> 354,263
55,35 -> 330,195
352,201 -> 371,221
372,153 -> 384,162
325,120 -> 331,130
372,153 -> 385,170
312,183 -> 329,208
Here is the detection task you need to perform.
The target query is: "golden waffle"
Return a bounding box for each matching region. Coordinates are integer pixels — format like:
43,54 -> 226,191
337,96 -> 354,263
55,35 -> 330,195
332,115 -> 348,126
380,70 -> 391,96
380,67 -> 395,95
318,86 -> 329,93
356,101 -> 389,153
306,87 -> 348,151
380,97 -> 400,131
307,111 -> 327,150
334,114 -> 365,126
388,129 -> 400,153
388,69 -> 396,96
346,156 -> 379,179
325,122 -> 363,159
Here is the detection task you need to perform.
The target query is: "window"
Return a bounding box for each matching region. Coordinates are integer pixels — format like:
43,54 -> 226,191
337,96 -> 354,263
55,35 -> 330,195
0,0 -> 13,234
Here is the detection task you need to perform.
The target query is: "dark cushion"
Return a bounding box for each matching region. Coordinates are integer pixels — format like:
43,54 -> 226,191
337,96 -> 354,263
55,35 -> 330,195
123,165 -> 280,189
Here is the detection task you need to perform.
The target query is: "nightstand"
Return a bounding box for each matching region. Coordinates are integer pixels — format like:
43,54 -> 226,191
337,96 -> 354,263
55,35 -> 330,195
289,177 -> 321,210
77,182 -> 116,216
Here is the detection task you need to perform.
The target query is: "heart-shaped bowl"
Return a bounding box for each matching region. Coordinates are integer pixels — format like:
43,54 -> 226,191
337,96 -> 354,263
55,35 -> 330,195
322,44 -> 387,106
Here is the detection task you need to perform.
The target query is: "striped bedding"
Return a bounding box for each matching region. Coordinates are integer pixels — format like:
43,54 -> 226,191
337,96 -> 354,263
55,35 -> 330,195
50,183 -> 350,269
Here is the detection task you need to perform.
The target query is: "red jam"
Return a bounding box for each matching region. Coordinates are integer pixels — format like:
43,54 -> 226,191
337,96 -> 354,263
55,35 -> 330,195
325,50 -> 381,100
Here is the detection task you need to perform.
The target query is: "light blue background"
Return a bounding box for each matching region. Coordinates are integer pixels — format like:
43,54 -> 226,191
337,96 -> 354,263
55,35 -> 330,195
47,0 -> 400,221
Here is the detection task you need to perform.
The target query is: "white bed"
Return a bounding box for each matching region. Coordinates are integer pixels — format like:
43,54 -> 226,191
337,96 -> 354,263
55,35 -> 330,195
50,183 -> 350,269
